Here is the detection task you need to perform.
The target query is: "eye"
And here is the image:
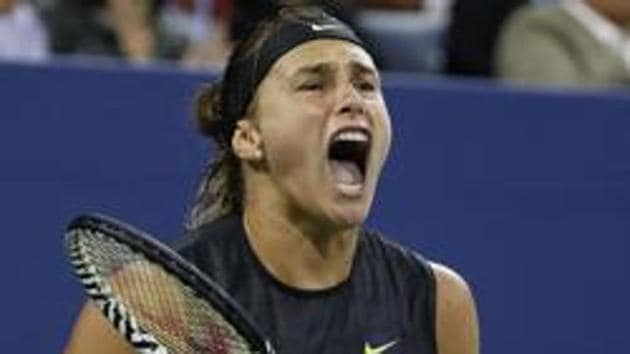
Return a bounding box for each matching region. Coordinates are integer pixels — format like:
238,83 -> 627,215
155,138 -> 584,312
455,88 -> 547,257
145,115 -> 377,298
299,81 -> 324,91
356,80 -> 377,92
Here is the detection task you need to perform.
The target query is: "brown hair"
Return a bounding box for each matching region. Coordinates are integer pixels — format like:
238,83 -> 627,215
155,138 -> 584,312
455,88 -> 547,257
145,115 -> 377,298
187,8 -> 290,229
187,82 -> 244,230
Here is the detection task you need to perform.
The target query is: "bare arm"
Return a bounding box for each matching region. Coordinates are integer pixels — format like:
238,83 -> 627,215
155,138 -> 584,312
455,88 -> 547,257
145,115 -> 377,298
107,0 -> 155,62
431,262 -> 480,354
64,302 -> 135,354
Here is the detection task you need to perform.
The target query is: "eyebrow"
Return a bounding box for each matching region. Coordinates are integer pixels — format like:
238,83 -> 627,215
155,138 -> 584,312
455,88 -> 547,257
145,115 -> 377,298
350,61 -> 380,82
350,61 -> 378,77
290,62 -> 333,79
289,60 -> 380,81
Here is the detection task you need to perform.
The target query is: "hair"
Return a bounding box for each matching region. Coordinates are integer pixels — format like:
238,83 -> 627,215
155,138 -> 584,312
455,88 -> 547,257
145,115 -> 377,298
188,17 -> 280,230
187,82 -> 244,230
188,4 -> 324,230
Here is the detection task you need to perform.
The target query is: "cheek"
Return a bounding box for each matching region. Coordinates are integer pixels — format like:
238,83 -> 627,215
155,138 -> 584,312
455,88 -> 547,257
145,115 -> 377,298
258,95 -> 328,161
261,117 -> 321,176
372,103 -> 393,164
383,111 -> 392,151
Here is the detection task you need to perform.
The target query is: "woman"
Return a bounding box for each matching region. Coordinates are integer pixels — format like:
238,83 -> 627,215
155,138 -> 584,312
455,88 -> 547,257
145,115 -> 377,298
64,5 -> 479,354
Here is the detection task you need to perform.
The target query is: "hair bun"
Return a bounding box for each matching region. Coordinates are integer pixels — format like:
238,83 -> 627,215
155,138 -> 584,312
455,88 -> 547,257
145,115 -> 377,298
195,82 -> 224,139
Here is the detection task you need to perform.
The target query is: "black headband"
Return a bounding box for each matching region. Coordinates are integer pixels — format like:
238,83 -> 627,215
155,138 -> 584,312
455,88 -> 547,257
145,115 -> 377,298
218,8 -> 366,145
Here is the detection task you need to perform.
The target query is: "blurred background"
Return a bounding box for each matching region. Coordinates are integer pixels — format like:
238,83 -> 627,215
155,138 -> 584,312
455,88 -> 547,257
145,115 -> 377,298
2,0 -> 629,85
1,0 -> 629,353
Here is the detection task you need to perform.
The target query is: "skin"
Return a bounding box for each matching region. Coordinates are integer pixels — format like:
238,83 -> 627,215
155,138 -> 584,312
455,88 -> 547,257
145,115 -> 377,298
64,39 -> 479,354
0,0 -> 15,13
433,263 -> 480,354
586,0 -> 630,27
107,0 -> 155,62
234,39 -> 391,290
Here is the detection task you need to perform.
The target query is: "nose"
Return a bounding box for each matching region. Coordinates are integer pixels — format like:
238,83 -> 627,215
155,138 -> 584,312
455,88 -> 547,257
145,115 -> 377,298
336,84 -> 366,118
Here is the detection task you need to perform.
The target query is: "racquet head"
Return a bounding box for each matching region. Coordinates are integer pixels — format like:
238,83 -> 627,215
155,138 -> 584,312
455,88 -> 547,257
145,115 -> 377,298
64,213 -> 275,354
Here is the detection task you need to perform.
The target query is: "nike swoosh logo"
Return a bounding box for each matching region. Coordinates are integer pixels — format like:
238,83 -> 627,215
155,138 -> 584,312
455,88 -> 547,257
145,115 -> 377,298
364,339 -> 398,354
310,23 -> 341,32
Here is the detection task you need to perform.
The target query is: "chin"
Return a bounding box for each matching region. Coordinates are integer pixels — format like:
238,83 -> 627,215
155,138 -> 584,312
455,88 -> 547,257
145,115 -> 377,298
327,187 -> 378,229
328,204 -> 370,229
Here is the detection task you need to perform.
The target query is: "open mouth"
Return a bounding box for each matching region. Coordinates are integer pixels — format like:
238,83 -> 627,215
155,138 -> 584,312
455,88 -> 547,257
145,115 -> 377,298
327,128 -> 371,188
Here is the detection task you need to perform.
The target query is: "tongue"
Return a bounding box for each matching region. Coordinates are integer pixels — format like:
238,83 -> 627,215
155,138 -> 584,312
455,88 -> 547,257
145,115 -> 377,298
330,160 -> 363,185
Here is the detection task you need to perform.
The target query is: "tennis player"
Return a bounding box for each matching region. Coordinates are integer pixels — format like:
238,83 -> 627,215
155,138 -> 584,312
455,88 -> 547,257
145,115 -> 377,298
65,5 -> 479,354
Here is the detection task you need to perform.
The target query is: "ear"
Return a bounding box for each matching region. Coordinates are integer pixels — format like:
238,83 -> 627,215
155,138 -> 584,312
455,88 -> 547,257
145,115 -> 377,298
232,119 -> 264,162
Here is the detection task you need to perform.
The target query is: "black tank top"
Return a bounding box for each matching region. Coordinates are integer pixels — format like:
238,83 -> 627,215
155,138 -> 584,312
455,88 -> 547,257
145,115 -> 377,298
175,214 -> 437,354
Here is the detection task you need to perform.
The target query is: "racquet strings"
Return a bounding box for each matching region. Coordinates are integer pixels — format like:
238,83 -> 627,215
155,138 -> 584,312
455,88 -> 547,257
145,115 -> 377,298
68,227 -> 255,354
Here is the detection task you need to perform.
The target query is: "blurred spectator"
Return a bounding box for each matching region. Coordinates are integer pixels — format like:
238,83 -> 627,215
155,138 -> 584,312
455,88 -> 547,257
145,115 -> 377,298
163,0 -> 233,69
177,0 -> 276,69
180,0 -> 369,69
443,0 -> 527,77
358,0 -> 450,72
39,0 -> 183,63
160,0 -> 225,44
495,0 -> 630,86
362,0 -> 421,11
0,0 -> 48,61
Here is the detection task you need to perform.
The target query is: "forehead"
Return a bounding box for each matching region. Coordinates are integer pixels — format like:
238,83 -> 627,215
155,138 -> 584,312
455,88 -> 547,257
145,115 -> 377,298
269,39 -> 377,78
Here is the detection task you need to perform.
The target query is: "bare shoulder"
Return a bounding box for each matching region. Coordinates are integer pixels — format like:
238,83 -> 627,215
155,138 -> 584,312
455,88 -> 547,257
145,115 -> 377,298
430,262 -> 474,304
64,302 -> 135,354
429,262 -> 480,354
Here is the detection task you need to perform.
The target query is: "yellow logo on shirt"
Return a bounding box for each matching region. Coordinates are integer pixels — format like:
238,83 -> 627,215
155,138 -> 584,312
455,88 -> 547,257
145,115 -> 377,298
364,339 -> 398,354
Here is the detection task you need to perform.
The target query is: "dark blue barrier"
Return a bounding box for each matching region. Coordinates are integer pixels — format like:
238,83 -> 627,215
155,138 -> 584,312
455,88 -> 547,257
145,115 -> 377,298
1,61 -> 628,353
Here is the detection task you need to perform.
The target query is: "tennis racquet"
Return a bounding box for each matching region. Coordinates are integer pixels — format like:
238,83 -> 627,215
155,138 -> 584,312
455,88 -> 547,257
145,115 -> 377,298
64,213 -> 275,354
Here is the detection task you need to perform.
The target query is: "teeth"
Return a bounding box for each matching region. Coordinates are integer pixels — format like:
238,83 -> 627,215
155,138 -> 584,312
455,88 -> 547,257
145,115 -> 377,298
333,130 -> 369,142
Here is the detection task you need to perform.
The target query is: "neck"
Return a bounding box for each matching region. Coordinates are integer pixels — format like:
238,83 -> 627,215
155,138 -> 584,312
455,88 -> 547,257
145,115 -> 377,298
242,191 -> 360,291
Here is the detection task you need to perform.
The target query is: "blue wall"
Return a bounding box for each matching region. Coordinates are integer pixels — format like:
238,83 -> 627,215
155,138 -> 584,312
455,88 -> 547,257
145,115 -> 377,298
1,61 -> 629,353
